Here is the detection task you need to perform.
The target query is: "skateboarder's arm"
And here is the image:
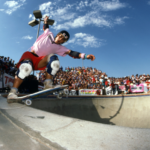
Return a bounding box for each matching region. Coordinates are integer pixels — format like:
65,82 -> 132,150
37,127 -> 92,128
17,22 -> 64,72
65,50 -> 95,61
43,16 -> 49,31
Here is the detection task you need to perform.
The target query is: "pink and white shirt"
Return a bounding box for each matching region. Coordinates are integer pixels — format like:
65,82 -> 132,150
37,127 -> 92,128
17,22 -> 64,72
31,29 -> 69,57
31,28 -> 85,59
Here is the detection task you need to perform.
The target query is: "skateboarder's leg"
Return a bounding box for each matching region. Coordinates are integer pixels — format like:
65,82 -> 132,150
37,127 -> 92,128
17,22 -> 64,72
13,76 -> 23,88
44,72 -> 54,89
38,54 -> 60,89
44,54 -> 60,89
7,59 -> 33,102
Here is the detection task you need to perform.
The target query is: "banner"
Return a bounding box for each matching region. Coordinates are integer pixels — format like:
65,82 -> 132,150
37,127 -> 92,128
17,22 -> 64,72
79,89 -> 102,96
119,85 -> 125,91
3,73 -> 14,88
130,84 -> 144,93
105,86 -> 112,95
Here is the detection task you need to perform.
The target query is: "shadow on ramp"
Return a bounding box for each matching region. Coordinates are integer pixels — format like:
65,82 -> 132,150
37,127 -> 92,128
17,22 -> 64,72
30,95 -> 124,125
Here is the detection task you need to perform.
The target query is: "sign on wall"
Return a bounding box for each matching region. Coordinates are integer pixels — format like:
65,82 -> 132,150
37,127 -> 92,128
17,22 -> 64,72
3,73 -> 14,88
119,85 -> 126,91
130,84 -> 144,93
79,89 -> 102,96
105,86 -> 112,95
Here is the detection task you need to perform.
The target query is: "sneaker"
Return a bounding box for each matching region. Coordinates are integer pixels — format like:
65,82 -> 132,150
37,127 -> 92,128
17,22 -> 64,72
44,79 -> 54,90
7,88 -> 18,103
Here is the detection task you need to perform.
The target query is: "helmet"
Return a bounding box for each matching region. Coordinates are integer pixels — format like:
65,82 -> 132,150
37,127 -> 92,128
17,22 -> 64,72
56,30 -> 70,43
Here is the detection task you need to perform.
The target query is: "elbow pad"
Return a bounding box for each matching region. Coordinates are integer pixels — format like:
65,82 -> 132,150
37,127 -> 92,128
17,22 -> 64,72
69,50 -> 80,58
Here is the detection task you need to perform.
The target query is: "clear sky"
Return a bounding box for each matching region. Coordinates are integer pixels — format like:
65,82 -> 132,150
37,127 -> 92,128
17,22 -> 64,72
0,0 -> 150,78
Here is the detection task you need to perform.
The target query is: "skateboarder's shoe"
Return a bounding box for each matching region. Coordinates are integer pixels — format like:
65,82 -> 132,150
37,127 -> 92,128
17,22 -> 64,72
7,88 -> 18,103
44,79 -> 54,90
44,79 -> 62,90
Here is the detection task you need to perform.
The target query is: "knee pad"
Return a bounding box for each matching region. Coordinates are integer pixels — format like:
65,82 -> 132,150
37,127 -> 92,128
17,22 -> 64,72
17,60 -> 33,79
46,55 -> 60,76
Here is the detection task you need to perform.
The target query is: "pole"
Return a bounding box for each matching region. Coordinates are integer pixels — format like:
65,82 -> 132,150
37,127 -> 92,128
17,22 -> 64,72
33,19 -> 41,76
36,19 -> 41,39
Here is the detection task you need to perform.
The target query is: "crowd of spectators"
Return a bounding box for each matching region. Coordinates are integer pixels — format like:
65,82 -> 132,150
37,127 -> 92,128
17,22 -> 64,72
37,67 -> 150,95
0,56 -> 16,77
1,55 -> 150,95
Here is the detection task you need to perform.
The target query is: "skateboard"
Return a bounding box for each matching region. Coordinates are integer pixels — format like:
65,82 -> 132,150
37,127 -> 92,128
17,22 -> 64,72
16,85 -> 68,106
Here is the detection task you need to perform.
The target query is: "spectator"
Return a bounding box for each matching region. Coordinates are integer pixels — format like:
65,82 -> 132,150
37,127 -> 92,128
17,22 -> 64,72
126,77 -> 131,94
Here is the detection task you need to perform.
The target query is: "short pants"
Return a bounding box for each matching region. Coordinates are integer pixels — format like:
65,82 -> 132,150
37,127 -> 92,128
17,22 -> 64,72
16,52 -> 45,70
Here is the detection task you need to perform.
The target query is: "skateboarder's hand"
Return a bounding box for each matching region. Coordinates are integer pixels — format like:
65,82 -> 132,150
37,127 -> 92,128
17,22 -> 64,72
44,16 -> 49,23
87,54 -> 95,61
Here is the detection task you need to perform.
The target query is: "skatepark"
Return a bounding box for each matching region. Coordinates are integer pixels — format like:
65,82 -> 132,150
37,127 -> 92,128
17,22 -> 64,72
1,0 -> 150,149
1,94 -> 150,150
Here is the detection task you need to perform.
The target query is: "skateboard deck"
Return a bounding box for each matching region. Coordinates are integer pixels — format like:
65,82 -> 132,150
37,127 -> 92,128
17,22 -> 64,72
17,85 -> 68,106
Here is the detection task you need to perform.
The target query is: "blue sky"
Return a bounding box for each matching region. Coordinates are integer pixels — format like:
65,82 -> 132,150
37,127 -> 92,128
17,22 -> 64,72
0,0 -> 150,77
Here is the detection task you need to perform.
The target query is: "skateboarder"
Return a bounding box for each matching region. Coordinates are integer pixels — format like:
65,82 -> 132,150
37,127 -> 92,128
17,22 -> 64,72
7,16 -> 95,103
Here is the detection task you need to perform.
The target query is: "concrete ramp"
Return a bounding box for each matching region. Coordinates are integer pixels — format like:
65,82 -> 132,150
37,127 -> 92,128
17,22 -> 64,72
30,94 -> 150,128
1,94 -> 150,150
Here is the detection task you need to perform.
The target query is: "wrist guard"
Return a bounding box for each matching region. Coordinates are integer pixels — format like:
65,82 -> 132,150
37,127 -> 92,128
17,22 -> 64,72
69,50 -> 80,59
43,24 -> 49,30
84,54 -> 88,59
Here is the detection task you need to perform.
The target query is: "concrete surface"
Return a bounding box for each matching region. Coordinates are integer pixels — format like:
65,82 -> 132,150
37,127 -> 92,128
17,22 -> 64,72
0,112 -> 52,150
1,94 -> 150,150
30,94 -> 150,128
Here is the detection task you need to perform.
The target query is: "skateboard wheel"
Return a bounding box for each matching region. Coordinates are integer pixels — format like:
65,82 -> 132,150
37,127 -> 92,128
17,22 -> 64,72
57,94 -> 62,99
25,99 -> 32,106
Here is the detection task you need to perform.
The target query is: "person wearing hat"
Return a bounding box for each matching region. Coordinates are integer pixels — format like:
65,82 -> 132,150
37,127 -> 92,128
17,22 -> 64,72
7,16 -> 95,102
